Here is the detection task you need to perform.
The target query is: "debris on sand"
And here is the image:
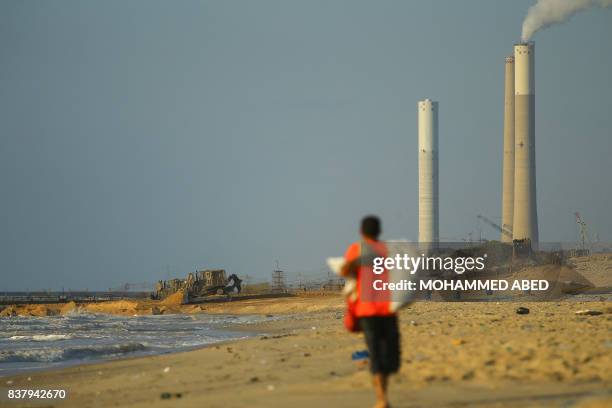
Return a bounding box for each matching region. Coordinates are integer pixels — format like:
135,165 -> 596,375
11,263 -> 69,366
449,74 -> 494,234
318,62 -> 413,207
516,307 -> 530,315
451,338 -> 466,346
575,310 -> 603,316
150,306 -> 164,315
160,392 -> 182,399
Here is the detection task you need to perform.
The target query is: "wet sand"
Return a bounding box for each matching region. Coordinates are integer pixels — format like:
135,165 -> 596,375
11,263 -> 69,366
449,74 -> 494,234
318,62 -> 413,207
1,296 -> 611,407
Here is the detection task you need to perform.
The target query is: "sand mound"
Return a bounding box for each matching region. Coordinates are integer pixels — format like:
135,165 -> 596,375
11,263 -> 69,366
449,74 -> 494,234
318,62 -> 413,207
28,305 -> 57,316
1,304 -> 62,317
512,264 -> 594,297
83,300 -> 139,315
569,253 -> 612,287
161,290 -> 186,306
60,301 -> 78,314
0,305 -> 17,317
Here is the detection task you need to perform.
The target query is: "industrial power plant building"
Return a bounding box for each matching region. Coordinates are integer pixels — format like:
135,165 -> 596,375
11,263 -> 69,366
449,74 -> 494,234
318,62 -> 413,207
419,43 -> 540,248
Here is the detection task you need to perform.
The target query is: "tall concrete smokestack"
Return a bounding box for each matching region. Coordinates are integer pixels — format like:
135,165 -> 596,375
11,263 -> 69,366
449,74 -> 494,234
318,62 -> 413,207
501,56 -> 515,243
513,42 -> 538,245
418,99 -> 439,245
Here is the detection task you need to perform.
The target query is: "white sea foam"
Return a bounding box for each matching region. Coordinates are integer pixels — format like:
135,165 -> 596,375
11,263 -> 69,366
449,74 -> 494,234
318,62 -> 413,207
0,312 -> 282,377
9,334 -> 73,341
0,342 -> 147,363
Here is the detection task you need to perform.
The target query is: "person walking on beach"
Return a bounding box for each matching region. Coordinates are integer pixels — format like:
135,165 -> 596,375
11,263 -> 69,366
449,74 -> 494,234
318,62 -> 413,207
341,215 -> 399,408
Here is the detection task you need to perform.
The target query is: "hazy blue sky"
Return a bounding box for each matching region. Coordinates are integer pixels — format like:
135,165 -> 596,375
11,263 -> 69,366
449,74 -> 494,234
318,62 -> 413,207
1,1 -> 611,290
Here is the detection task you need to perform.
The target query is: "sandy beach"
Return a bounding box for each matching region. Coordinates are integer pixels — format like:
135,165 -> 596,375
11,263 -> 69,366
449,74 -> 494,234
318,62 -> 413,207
1,295 -> 611,408
2,1 -> 612,406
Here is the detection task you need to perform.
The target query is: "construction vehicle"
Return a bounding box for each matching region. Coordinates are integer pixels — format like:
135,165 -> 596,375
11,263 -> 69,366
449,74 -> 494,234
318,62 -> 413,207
512,238 -> 532,258
152,270 -> 242,302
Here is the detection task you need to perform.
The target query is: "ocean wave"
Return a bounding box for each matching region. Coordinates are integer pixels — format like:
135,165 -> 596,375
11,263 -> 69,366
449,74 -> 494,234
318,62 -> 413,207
0,342 -> 147,363
8,334 -> 73,341
0,313 -> 281,377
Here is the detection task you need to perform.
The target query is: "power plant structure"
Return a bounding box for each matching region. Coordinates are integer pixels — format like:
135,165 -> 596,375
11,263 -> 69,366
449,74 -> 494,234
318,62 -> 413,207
512,42 -> 539,246
418,98 -> 439,246
416,43 -> 540,249
501,56 -> 515,243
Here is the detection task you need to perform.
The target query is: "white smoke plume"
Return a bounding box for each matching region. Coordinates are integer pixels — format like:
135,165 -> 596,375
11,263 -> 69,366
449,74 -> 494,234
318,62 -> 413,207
522,0 -> 612,41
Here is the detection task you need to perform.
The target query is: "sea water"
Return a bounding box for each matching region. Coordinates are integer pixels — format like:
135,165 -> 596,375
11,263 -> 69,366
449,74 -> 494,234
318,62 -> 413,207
0,311 -> 277,377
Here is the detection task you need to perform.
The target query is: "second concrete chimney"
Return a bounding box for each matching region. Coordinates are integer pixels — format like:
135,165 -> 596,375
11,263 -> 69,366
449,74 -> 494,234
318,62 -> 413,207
501,56 -> 515,243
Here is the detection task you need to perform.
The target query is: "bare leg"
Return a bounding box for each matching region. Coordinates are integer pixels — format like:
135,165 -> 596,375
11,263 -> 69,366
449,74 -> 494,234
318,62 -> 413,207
372,373 -> 388,408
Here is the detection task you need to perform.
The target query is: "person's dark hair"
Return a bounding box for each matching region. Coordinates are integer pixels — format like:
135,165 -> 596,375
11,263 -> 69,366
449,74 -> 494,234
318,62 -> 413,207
360,215 -> 381,239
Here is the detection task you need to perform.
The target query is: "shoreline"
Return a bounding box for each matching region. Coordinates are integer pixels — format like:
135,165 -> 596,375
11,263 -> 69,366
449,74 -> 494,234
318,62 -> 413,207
0,292 -> 343,317
0,312 -> 283,380
0,296 -> 337,380
1,297 -> 611,407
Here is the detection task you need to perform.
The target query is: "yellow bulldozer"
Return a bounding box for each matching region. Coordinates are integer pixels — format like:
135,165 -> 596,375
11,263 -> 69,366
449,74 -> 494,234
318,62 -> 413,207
152,269 -> 242,302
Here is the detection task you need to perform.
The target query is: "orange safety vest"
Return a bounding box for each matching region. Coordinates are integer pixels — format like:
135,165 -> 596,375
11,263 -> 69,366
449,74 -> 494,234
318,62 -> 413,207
344,239 -> 393,317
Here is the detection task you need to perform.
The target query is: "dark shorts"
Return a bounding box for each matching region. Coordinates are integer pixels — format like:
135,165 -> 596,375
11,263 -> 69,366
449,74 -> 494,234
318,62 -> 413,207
360,315 -> 400,375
